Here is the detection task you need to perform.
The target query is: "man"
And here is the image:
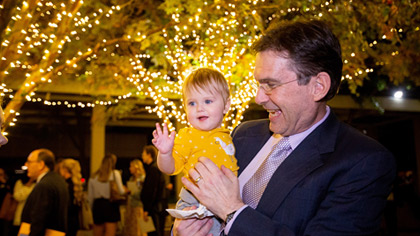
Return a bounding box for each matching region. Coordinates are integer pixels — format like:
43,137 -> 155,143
174,20 -> 396,235
21,148 -> 69,236
140,145 -> 169,236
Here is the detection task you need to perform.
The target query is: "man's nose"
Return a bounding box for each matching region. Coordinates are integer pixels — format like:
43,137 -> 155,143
254,88 -> 269,105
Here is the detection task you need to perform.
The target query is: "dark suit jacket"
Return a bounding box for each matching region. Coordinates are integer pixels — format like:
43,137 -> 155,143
21,171 -> 69,236
141,161 -> 168,214
66,177 -> 80,236
229,112 -> 396,236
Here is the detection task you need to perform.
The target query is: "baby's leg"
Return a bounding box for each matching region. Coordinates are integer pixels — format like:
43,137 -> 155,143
176,187 -> 199,210
176,187 -> 222,234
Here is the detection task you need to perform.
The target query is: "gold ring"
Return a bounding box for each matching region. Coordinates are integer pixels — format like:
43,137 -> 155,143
194,176 -> 202,184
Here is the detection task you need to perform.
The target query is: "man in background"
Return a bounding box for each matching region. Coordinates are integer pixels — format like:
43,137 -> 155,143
141,145 -> 168,236
21,148 -> 69,236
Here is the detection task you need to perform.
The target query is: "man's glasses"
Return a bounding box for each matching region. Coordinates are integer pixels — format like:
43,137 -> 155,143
252,79 -> 298,95
25,160 -> 40,164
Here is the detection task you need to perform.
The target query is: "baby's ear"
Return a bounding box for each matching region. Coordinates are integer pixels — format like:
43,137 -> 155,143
223,98 -> 231,114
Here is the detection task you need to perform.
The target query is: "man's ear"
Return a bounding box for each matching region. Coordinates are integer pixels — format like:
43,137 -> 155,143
223,98 -> 231,115
39,160 -> 47,170
312,72 -> 331,102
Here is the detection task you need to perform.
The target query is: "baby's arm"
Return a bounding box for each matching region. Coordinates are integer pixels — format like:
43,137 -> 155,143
152,123 -> 176,175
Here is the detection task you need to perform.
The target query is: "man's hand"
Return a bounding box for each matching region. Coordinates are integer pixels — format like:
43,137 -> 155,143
173,206 -> 214,236
183,157 -> 245,221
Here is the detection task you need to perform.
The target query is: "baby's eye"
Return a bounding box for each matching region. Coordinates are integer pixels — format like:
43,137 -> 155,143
188,101 -> 196,106
205,99 -> 213,104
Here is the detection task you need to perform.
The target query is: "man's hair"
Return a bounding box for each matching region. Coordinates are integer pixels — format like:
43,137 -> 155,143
252,20 -> 343,101
36,148 -> 55,171
143,145 -> 158,160
182,68 -> 230,105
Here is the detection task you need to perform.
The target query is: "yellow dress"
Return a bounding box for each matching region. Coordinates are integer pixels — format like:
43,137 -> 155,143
172,127 -> 239,179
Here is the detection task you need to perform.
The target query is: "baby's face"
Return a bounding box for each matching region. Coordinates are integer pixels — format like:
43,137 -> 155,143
184,87 -> 230,131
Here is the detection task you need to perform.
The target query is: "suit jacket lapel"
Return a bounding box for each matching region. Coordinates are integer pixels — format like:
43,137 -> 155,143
256,112 -> 340,217
234,120 -> 272,175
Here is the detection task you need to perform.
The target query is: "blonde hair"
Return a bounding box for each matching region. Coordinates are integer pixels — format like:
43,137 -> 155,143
93,153 -> 117,182
182,68 -> 230,106
61,158 -> 83,204
130,159 -> 145,179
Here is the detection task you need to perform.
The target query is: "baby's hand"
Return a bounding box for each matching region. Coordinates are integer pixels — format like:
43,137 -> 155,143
152,123 -> 176,155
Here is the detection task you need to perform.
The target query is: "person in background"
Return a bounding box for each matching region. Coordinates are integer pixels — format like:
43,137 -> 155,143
0,168 -> 9,203
21,148 -> 69,235
140,145 -> 168,236
0,103 -> 9,147
173,20 -> 396,236
0,167 -> 12,235
125,159 -> 146,236
88,153 -> 126,236
163,174 -> 173,209
58,158 -> 83,236
0,101 -> 10,235
11,175 -> 36,236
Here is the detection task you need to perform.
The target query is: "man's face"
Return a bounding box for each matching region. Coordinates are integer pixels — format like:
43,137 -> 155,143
25,151 -> 44,179
0,107 -> 9,146
141,150 -> 150,164
254,50 -> 321,136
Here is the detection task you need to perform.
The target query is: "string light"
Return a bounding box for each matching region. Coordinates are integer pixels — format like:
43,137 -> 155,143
393,91 -> 403,99
1,0 -> 417,133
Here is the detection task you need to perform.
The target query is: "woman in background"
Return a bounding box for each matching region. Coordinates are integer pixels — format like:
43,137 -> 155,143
58,158 -> 83,236
124,159 -> 146,236
88,153 -> 126,236
0,168 -> 11,236
11,175 -> 36,236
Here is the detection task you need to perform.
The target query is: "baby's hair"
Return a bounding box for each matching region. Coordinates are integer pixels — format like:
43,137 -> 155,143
182,68 -> 230,105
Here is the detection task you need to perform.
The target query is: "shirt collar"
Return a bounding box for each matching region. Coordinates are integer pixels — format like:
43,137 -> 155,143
288,106 -> 330,150
37,170 -> 48,183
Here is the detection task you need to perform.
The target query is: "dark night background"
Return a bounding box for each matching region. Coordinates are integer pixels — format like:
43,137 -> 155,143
0,100 -> 419,235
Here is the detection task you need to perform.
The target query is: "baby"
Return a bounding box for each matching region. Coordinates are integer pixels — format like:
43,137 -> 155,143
152,68 -> 238,235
